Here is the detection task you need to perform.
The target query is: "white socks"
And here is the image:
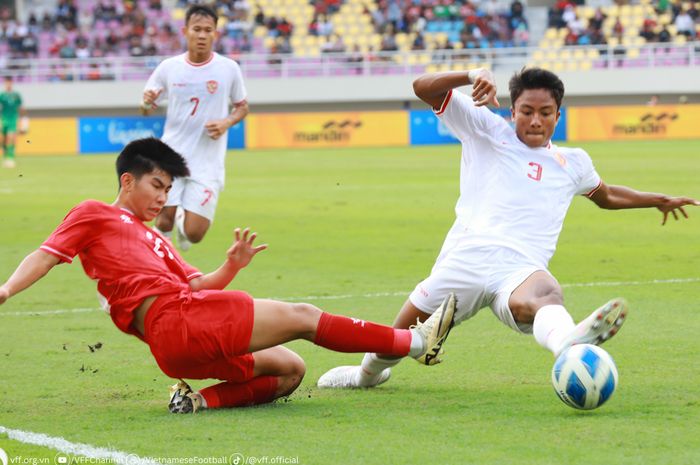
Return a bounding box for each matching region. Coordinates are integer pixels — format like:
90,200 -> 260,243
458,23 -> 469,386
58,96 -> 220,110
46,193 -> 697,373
174,208 -> 189,240
408,328 -> 426,358
358,353 -> 401,387
533,304 -> 575,355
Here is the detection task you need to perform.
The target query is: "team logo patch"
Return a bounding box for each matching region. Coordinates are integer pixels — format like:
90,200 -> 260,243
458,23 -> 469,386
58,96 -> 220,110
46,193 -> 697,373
554,152 -> 567,167
206,80 -> 218,94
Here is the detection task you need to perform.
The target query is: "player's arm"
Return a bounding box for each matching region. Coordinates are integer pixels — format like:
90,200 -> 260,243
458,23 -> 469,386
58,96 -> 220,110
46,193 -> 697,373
412,69 -> 499,110
189,227 -> 267,291
0,250 -> 61,305
205,100 -> 249,140
589,181 -> 700,225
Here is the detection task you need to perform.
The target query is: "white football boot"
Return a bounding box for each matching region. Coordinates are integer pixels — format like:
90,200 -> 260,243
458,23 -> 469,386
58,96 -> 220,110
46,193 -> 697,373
556,297 -> 628,357
412,292 -> 457,365
317,366 -> 391,389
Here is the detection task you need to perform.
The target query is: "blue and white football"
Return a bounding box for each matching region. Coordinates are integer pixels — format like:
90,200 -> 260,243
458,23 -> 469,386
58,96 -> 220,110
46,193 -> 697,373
551,344 -> 618,410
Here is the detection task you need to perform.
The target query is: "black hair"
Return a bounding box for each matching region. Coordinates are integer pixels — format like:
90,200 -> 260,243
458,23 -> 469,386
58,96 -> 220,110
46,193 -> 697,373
509,67 -> 565,110
116,138 -> 189,185
185,4 -> 218,25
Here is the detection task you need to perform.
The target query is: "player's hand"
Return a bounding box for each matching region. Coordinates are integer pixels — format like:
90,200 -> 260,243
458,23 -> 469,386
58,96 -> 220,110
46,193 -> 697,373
226,227 -> 268,268
19,116 -> 29,134
471,70 -> 499,108
205,119 -> 231,140
142,88 -> 163,109
0,286 -> 10,306
657,196 -> 700,225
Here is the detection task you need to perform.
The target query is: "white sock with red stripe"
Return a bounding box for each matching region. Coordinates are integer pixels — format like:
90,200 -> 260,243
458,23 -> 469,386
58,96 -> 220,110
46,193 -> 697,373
533,305 -> 575,355
358,352 -> 401,387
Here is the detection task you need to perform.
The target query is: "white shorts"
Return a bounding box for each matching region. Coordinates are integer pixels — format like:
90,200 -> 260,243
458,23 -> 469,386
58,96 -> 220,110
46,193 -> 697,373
165,177 -> 220,222
409,221 -> 552,334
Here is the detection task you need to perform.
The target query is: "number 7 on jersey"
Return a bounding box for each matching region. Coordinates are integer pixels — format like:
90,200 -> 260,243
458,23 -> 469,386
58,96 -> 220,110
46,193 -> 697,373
189,97 -> 200,116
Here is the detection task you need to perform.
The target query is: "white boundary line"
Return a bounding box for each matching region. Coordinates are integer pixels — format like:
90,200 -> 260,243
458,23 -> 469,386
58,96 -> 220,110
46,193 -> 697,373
1,277 -> 698,317
0,425 -> 157,465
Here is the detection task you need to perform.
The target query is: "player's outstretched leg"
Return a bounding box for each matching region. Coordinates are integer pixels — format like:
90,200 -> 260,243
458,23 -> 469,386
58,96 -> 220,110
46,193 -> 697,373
555,297 -> 628,356
317,293 -> 456,389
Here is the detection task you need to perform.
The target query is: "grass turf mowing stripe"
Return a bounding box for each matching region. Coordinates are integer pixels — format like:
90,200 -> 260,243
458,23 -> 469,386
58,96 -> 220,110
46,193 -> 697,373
1,277 -> 698,318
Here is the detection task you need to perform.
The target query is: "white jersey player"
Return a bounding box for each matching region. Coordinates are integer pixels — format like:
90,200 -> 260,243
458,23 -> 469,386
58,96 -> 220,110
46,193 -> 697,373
318,67 -> 699,389
141,4 -> 249,251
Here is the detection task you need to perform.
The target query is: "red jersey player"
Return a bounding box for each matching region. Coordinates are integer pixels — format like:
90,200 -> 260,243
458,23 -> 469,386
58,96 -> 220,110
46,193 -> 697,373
0,138 -> 455,413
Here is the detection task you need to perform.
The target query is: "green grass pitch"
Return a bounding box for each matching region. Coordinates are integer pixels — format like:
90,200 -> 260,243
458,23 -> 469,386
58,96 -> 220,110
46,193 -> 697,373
1,140 -> 699,465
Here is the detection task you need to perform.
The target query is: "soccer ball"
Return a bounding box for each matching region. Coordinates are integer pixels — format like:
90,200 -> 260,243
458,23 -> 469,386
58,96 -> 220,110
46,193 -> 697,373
551,344 -> 618,410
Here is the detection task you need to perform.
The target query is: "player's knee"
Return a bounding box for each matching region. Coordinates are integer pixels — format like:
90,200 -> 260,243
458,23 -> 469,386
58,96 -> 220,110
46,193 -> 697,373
511,288 -> 564,323
289,302 -> 323,337
186,229 -> 206,243
155,217 -> 174,232
291,302 -> 322,321
274,354 -> 306,397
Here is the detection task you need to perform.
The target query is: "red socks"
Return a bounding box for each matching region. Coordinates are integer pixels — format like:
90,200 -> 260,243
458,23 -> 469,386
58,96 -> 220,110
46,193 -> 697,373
200,376 -> 278,408
313,312 -> 412,356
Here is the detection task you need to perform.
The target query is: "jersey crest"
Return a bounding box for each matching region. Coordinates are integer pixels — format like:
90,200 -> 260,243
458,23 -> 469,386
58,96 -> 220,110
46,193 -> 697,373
206,80 -> 218,94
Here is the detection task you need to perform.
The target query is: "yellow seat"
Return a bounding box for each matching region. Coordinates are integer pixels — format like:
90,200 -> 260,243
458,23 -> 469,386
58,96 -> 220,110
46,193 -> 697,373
254,26 -> 268,38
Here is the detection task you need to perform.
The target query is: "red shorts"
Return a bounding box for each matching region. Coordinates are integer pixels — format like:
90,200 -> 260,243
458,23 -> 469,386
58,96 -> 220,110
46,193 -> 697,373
144,289 -> 256,383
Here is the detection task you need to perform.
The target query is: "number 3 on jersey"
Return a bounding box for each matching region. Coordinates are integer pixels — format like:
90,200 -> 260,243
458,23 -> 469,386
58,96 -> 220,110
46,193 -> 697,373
528,162 -> 543,182
190,97 -> 200,116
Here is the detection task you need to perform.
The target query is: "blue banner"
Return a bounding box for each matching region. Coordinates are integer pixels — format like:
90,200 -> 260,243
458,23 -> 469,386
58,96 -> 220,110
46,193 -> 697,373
79,116 -> 245,153
410,107 -> 567,145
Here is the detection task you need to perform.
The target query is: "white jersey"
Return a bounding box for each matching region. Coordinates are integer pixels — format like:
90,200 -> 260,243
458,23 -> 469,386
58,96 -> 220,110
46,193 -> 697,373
144,52 -> 247,188
435,89 -> 601,268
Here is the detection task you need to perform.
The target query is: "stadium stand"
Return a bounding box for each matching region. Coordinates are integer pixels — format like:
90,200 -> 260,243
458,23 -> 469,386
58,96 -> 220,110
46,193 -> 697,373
0,0 -> 698,81
532,0 -> 700,70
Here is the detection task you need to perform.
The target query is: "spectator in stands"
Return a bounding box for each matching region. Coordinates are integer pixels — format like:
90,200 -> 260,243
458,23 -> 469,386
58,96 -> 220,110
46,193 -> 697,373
128,35 -> 145,57
277,18 -> 293,38
317,14 -> 333,37
639,18 -> 657,42
55,0 -> 77,30
59,39 -> 77,59
513,22 -> 529,47
380,28 -> 398,52
674,9 -> 695,37
412,32 -> 426,50
589,8 -> 606,31
75,35 -> 90,59
658,25 -> 671,42
308,15 -> 319,36
253,6 -> 265,26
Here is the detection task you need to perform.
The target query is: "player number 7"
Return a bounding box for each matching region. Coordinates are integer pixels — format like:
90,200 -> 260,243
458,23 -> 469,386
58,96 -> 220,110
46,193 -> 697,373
190,97 -> 200,116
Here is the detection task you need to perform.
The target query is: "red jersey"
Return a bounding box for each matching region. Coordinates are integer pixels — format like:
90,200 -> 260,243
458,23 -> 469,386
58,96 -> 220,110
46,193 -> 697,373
41,200 -> 202,337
